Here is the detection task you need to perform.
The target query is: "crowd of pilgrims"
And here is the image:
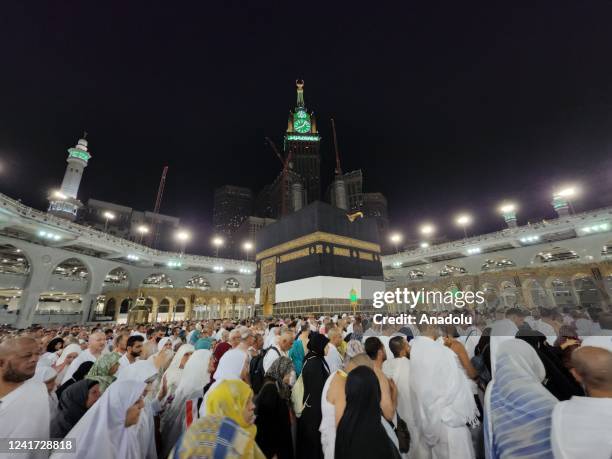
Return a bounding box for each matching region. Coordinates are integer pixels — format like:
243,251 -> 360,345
0,306 -> 611,459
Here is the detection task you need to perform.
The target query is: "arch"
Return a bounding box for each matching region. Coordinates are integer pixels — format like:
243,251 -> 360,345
572,275 -> 604,308
174,297 -> 186,320
158,297 -> 171,313
153,297 -> 170,322
175,298 -> 186,313
144,297 -> 155,310
481,283 -> 499,309
120,297 -> 133,314
0,243 -> 31,276
545,277 -> 576,308
38,257 -> 91,314
103,267 -> 130,289
185,275 -> 210,290
51,257 -> 90,286
0,244 -> 31,311
224,277 -> 241,292
522,279 -> 550,309
104,298 -> 117,317
499,281 -> 518,308
141,273 -> 174,288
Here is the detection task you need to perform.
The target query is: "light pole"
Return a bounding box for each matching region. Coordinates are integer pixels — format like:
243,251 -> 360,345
553,186 -> 578,215
175,230 -> 191,256
243,241 -> 254,261
212,236 -> 224,258
136,225 -> 149,244
103,211 -> 115,232
455,214 -> 472,239
420,223 -> 435,248
389,233 -> 402,254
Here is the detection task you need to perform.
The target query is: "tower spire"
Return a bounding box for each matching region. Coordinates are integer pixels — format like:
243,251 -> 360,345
296,79 -> 305,108
48,133 -> 92,221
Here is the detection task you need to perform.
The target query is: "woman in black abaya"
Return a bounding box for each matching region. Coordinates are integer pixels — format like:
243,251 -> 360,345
296,332 -> 329,459
335,366 -> 401,459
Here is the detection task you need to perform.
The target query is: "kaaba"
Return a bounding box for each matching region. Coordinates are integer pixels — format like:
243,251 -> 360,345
254,201 -> 385,317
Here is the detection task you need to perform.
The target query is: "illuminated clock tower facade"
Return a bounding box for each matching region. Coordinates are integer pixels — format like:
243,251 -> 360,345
284,80 -> 321,203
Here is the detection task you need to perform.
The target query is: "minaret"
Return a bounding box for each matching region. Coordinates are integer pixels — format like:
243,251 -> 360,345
48,133 -> 92,221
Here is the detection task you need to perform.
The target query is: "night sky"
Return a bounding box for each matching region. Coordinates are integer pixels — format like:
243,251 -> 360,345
1,1 -> 612,255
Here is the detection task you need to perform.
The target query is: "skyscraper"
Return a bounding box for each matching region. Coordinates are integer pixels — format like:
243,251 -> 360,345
284,80 -> 321,204
362,192 -> 389,237
48,134 -> 91,221
328,169 -> 364,212
213,185 -> 253,248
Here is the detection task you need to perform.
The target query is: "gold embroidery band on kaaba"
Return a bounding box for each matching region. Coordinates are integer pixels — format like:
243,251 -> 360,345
255,231 -> 381,261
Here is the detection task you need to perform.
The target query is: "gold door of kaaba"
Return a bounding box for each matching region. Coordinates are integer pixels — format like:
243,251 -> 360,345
260,257 -> 276,316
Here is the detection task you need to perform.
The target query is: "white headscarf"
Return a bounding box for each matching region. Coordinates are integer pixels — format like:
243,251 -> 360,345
212,348 -> 246,381
160,349 -> 211,458
409,336 -> 479,447
51,380 -> 145,459
162,344 -> 195,395
54,343 -> 83,384
114,360 -> 159,459
484,338 -> 558,459
146,337 -> 174,365
174,349 -> 211,401
200,348 -> 247,418
56,344 -> 82,365
34,365 -> 59,420
157,337 -> 172,352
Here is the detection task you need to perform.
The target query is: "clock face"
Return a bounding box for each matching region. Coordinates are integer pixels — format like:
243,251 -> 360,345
293,110 -> 311,133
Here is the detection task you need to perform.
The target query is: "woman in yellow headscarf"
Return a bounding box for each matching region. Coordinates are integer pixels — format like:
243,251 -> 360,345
170,379 -> 265,459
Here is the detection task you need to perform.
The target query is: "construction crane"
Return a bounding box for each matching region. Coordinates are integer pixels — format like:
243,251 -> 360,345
331,118 -> 342,176
265,137 -> 292,216
150,166 -> 168,248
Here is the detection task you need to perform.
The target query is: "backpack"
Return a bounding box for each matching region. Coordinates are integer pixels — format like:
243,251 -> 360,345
250,346 -> 280,394
291,371 -> 306,418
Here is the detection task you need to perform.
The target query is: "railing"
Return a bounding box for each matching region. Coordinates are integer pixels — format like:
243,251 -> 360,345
382,206 -> 612,264
0,192 -> 255,270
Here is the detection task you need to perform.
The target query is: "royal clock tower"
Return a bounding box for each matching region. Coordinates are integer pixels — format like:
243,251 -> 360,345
284,80 -> 321,203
